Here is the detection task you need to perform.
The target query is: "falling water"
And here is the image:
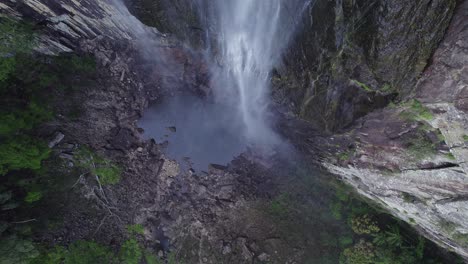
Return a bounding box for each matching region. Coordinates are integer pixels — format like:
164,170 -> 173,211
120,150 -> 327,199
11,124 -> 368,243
201,0 -> 312,144
139,0 -> 313,170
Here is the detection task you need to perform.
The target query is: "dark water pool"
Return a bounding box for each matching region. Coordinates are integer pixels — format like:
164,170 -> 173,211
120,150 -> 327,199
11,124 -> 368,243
138,95 -> 248,171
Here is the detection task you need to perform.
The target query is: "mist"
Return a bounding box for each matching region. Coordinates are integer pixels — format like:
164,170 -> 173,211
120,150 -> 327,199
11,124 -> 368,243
118,0 -> 314,170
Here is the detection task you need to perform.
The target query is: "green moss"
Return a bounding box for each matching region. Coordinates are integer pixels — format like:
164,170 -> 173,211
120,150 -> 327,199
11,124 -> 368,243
463,135 -> 468,141
127,224 -> 145,235
438,219 -> 457,234
268,193 -> 291,219
352,79 -> 373,92
380,83 -> 395,94
402,193 -> 415,203
330,200 -> 343,220
406,133 -> 436,160
399,100 -> 434,121
24,191 -> 43,203
453,233 -> 468,247
446,153 -> 456,160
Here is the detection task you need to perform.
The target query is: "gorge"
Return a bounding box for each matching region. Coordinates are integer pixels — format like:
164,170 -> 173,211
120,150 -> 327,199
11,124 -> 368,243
0,0 -> 467,263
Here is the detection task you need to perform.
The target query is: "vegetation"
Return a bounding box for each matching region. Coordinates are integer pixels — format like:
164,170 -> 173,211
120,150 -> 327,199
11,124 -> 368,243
463,135 -> 468,142
351,214 -> 380,235
75,147 -> 122,185
405,132 -> 437,160
352,79 -> 373,92
399,99 -> 434,121
127,224 -> 145,235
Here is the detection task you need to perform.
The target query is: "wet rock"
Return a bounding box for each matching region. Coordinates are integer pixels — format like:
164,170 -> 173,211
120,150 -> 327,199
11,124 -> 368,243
275,0 -> 456,131
258,252 -> 269,262
48,132 -> 65,148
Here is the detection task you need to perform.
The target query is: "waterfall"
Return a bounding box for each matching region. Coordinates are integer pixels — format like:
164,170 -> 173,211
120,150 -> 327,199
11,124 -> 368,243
199,0 -> 312,144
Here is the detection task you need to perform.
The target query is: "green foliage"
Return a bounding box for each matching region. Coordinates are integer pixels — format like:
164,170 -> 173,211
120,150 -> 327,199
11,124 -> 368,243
453,232 -> 468,247
268,193 -> 291,219
343,240 -> 375,264
399,100 -> 434,121
446,153 -> 456,160
24,191 -> 43,203
127,224 -> 145,235
144,251 -> 163,264
406,133 -> 436,160
119,239 -> 143,264
415,237 -> 425,260
65,241 -> 115,264
0,235 -> 40,264
373,226 -> 403,248
330,200 -> 343,220
0,102 -> 53,136
338,151 -> 350,161
0,18 -> 34,82
339,236 -> 354,247
463,135 -> 468,141
352,79 -> 373,92
351,214 -> 380,235
0,137 -> 50,175
75,147 -> 122,185
380,84 -> 395,94
39,241 -> 115,264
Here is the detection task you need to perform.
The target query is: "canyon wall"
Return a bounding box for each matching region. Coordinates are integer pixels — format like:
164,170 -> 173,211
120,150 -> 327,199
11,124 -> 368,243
276,0 -> 456,131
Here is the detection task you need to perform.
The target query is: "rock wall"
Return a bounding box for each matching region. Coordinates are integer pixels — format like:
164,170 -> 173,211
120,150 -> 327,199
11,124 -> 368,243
275,0 -> 456,131
0,0 -> 170,54
319,0 -> 468,258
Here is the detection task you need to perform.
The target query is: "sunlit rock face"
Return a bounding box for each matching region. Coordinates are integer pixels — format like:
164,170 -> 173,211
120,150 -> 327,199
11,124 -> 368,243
0,0 -> 164,54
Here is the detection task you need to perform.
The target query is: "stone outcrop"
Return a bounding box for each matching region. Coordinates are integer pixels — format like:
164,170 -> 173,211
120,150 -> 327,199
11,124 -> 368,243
319,1 -> 468,258
2,0 -> 468,262
275,0 -> 457,131
0,0 -> 168,54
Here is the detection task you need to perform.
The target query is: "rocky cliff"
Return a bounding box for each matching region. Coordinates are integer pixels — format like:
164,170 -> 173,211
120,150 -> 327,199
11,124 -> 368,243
319,1 -> 468,258
275,0 -> 457,131
2,0 -> 467,262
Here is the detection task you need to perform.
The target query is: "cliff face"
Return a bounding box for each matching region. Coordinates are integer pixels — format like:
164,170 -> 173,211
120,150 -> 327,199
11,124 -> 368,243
0,0 -> 168,55
320,1 -> 468,258
275,0 -> 456,131
2,0 -> 467,261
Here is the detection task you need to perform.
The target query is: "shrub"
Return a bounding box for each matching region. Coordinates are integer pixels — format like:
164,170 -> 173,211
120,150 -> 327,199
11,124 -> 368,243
351,214 -> 380,235
24,191 -> 43,203
0,235 -> 40,264
0,136 -> 50,175
63,241 -> 115,264
406,133 -> 436,160
75,147 -> 122,185
399,99 -> 433,121
0,18 -> 34,82
343,240 -> 375,264
119,239 -> 143,264
127,224 -> 145,235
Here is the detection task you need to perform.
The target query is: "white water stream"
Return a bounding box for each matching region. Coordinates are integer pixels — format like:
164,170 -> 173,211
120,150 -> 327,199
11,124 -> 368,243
203,0 -> 312,144
139,0 -> 312,170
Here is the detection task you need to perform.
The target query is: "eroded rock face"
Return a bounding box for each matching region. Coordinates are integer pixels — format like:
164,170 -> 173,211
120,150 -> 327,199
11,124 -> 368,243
4,0 -> 467,262
318,1 -> 468,258
275,0 -> 456,131
0,0 -> 171,54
